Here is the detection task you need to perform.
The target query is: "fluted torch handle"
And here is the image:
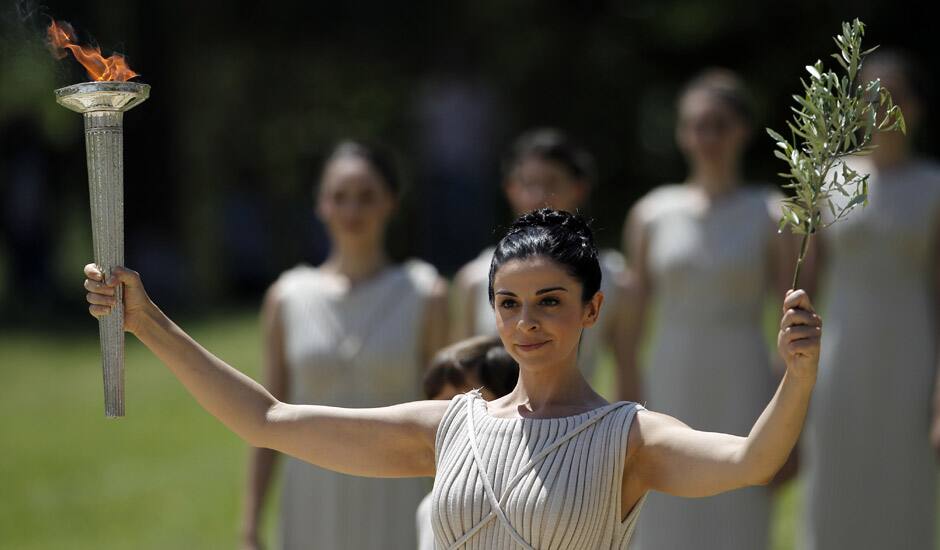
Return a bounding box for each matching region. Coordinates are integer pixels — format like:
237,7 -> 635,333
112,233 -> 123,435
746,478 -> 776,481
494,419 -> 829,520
85,111 -> 125,418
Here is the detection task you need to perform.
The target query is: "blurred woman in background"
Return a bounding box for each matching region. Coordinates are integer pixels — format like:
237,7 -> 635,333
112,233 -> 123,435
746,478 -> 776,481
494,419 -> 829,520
802,51 -> 940,550
622,69 -> 795,550
452,128 -> 637,400
415,335 -> 519,550
240,141 -> 449,550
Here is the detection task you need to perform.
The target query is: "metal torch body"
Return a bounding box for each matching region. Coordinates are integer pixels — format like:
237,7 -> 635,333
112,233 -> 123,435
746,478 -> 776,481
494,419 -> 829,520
56,81 -> 150,418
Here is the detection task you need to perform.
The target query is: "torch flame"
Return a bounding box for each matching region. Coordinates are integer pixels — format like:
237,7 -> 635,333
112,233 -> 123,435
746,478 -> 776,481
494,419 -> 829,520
47,20 -> 139,82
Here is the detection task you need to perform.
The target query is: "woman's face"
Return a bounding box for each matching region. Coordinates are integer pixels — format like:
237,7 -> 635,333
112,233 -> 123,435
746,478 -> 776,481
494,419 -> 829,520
491,256 -> 602,372
676,90 -> 750,171
316,156 -> 396,245
504,156 -> 587,215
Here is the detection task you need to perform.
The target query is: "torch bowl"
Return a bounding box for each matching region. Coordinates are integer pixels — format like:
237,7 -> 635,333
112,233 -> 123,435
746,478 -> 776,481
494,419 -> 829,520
55,81 -> 150,114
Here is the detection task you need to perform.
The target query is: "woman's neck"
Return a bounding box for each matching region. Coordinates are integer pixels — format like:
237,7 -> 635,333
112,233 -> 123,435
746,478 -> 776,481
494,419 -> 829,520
871,134 -> 912,171
502,352 -> 604,416
688,164 -> 741,198
320,244 -> 389,284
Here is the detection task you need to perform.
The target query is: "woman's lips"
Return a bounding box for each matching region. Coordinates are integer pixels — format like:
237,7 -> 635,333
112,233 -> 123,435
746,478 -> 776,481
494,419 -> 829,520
515,340 -> 549,351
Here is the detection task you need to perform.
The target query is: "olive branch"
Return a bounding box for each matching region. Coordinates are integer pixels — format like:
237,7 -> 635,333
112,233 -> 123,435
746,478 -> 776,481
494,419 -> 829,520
768,19 -> 905,288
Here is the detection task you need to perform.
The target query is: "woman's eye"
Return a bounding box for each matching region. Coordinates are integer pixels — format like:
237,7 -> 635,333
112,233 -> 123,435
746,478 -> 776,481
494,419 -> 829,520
540,297 -> 560,306
499,299 -> 517,309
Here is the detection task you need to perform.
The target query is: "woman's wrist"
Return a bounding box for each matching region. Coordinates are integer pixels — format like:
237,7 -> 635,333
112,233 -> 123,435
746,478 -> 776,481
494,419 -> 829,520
133,300 -> 165,339
783,365 -> 817,388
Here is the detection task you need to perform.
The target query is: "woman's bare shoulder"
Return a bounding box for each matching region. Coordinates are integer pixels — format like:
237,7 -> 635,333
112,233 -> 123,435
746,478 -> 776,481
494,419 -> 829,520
626,407 -> 688,457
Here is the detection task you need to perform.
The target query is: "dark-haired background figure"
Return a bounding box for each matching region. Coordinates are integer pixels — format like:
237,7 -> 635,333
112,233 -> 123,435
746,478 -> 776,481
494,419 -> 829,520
414,335 -> 519,550
240,142 -> 450,550
452,128 -> 639,401
621,70 -> 797,550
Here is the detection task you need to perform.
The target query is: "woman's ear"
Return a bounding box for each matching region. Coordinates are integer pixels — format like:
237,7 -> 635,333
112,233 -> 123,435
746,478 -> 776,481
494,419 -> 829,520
583,290 -> 604,328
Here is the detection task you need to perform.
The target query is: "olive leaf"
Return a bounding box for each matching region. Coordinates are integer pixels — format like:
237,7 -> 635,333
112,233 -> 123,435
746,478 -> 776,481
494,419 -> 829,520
768,19 -> 905,288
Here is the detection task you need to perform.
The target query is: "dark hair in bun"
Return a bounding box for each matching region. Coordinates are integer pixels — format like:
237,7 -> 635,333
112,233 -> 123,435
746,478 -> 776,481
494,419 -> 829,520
488,208 -> 601,306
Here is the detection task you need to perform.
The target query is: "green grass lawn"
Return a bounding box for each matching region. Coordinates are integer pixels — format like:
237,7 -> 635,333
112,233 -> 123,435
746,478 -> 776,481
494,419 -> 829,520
0,311 -> 277,549
1,310 -> 935,548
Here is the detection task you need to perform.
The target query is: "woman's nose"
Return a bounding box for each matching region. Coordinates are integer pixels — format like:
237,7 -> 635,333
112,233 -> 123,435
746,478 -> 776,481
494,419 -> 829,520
516,307 -> 539,331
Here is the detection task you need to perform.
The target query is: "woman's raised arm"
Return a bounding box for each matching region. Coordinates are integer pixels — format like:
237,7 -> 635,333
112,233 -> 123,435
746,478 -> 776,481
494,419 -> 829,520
83,264 -> 446,478
625,289 -> 820,498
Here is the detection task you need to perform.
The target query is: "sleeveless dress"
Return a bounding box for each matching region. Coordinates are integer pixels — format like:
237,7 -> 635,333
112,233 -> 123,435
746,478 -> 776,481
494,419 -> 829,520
431,390 -> 647,549
803,158 -> 940,550
462,246 -> 626,381
275,260 -> 439,550
633,184 -> 777,550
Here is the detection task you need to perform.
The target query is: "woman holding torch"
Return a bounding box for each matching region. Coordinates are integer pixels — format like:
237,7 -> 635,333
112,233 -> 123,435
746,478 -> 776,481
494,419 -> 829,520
83,207 -> 820,549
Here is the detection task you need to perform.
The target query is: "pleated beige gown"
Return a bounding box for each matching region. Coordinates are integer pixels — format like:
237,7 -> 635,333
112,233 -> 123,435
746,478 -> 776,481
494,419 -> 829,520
431,390 -> 647,549
633,184 -> 777,550
275,260 -> 438,550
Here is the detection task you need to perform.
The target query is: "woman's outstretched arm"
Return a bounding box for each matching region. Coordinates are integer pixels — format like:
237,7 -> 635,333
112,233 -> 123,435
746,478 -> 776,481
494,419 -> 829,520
84,264 -> 445,478
624,289 -> 820,499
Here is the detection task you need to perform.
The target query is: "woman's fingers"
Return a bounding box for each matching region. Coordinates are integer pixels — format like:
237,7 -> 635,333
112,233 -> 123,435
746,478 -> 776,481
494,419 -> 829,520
83,264 -> 141,287
783,325 -> 820,341
783,325 -> 821,354
787,337 -> 820,355
85,263 -> 117,319
780,308 -> 822,329
783,289 -> 815,313
84,263 -> 104,282
88,303 -> 113,318
84,277 -> 115,296
86,291 -> 116,307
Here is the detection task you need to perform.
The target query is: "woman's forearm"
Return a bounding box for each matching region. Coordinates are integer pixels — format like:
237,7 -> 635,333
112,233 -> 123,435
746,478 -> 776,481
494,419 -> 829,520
135,303 -> 278,446
738,369 -> 815,485
242,447 -> 279,542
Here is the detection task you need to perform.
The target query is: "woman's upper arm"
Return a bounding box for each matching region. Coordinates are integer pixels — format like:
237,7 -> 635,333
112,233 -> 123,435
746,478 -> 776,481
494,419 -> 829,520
623,198 -> 654,299
619,200 -> 653,348
262,399 -> 449,479
450,264 -> 480,343
627,410 -> 749,498
261,282 -> 289,400
422,276 -> 451,366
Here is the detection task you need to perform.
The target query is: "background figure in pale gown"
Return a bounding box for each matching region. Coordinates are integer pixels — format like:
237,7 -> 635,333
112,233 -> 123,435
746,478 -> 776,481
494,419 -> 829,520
452,128 -> 638,400
802,51 -> 940,550
240,141 -> 450,550
623,70 -> 794,549
415,335 -> 519,550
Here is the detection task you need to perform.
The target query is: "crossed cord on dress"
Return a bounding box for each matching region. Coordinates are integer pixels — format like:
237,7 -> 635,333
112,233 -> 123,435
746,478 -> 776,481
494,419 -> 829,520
447,392 -> 629,550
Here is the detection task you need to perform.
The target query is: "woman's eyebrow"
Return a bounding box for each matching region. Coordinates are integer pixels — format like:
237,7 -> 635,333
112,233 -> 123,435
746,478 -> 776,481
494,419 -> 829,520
495,286 -> 568,297
536,287 -> 567,295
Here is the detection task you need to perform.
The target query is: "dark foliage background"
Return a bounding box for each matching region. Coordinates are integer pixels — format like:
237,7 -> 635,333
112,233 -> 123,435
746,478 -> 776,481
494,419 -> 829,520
2,0 -> 936,323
